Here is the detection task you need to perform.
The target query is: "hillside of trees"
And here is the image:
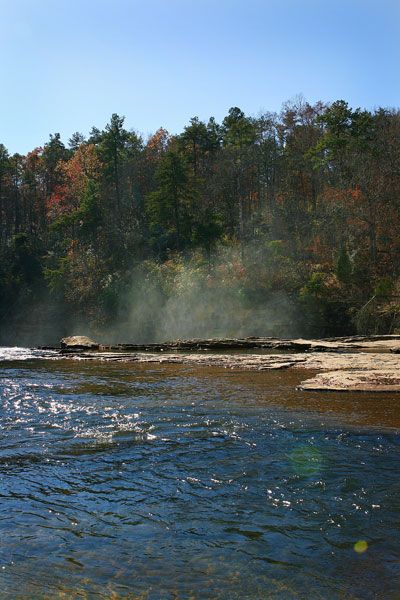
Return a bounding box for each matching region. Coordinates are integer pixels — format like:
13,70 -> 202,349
1,97 -> 400,344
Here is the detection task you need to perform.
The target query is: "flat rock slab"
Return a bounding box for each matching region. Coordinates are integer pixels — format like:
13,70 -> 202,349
71,351 -> 308,370
295,352 -> 400,371
81,334 -> 400,353
298,370 -> 400,392
70,349 -> 400,372
45,335 -> 400,354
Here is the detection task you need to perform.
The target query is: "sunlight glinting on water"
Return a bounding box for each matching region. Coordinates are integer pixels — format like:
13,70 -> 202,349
0,349 -> 399,599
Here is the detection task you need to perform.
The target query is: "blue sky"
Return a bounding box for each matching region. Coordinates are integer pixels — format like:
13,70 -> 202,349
1,0 -> 399,154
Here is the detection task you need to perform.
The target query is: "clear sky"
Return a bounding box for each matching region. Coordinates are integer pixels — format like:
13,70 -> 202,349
1,0 -> 399,154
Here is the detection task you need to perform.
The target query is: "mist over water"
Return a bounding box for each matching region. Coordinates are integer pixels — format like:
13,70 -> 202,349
120,279 -> 296,344
1,243 -> 302,347
104,244 -> 301,344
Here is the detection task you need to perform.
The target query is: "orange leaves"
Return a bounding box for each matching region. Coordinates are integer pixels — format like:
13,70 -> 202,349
145,128 -> 170,160
62,144 -> 102,196
350,186 -> 362,201
46,184 -> 70,220
46,144 -> 102,221
320,186 -> 363,208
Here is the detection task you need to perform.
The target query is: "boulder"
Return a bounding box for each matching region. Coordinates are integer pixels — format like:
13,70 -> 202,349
60,335 -> 99,350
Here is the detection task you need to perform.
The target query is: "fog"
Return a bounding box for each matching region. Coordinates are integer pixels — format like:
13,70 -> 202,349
101,243 -> 301,344
1,243 -> 302,347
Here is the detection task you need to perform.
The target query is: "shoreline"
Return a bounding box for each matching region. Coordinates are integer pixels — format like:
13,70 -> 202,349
36,335 -> 400,392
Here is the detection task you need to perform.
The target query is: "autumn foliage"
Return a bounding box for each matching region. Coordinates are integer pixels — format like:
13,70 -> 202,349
1,99 -> 400,342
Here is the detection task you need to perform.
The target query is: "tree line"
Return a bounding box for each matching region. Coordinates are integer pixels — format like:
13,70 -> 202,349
1,97 -> 400,343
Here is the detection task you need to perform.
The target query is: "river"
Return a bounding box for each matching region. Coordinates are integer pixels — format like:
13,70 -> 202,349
1,348 -> 400,599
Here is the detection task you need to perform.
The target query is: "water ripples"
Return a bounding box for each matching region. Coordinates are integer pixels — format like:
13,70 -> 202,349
1,354 -> 400,598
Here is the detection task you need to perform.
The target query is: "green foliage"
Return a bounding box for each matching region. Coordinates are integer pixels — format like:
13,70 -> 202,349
266,240 -> 286,256
1,98 -> 400,340
146,150 -> 193,252
312,100 -> 374,168
12,233 -> 42,284
300,272 -> 328,300
44,257 -> 69,294
336,246 -> 352,283
222,107 -> 257,148
299,271 -> 354,336
51,180 -> 101,238
374,277 -> 393,299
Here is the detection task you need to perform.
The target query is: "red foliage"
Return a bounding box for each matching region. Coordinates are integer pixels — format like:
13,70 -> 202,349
45,144 -> 102,221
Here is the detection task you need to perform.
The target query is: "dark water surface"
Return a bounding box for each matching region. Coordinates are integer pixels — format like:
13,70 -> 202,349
1,348 -> 400,599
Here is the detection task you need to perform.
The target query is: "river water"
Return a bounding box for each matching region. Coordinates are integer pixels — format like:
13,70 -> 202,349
1,348 -> 400,599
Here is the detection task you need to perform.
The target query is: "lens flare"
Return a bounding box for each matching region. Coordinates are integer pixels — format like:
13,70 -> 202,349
289,445 -> 322,477
354,540 -> 368,554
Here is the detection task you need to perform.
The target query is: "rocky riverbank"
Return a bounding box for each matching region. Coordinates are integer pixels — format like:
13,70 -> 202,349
57,334 -> 400,354
46,335 -> 400,392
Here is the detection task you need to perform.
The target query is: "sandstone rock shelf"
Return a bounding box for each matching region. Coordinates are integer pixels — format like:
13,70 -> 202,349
297,370 -> 400,392
42,335 -> 400,392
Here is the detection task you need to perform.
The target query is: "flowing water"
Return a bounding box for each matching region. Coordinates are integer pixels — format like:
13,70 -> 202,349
1,348 -> 400,599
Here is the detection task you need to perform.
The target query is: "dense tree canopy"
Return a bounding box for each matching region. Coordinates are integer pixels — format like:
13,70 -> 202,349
2,98 -> 400,343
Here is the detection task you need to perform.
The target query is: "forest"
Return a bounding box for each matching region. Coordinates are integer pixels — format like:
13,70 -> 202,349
1,97 -> 400,344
